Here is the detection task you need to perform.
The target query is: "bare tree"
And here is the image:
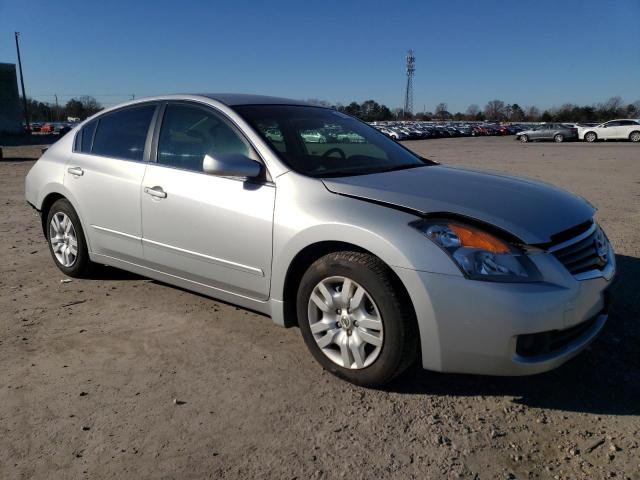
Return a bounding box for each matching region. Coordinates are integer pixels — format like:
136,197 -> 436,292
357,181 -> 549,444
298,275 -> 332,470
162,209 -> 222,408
603,96 -> 624,113
525,105 -> 540,121
306,98 -> 331,107
484,99 -> 506,121
435,102 -> 450,120
78,95 -> 102,116
466,104 -> 480,118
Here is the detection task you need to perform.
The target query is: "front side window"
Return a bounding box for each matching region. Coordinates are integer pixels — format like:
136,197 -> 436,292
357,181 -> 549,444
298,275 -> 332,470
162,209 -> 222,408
604,121 -> 621,127
91,104 -> 156,161
157,104 -> 250,172
235,105 -> 428,177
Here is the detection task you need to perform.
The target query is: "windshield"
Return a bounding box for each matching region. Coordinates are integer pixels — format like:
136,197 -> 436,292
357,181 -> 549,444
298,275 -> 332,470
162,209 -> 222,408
234,105 -> 430,177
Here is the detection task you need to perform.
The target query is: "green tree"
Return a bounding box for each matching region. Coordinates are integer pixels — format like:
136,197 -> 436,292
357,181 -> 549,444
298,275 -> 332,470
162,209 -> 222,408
510,103 -> 525,122
64,96 -> 102,120
23,98 -> 53,122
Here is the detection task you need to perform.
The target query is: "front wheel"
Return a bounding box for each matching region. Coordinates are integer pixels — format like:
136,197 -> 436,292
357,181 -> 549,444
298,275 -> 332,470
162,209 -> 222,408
554,134 -> 564,143
629,131 -> 640,143
519,134 -> 529,143
297,251 -> 418,387
585,132 -> 597,142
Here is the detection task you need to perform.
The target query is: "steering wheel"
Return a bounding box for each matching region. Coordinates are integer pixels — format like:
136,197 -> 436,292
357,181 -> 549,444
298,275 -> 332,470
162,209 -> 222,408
322,147 -> 346,159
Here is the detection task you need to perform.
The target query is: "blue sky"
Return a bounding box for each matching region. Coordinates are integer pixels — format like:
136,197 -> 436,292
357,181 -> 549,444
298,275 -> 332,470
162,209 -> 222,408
1,0 -> 638,112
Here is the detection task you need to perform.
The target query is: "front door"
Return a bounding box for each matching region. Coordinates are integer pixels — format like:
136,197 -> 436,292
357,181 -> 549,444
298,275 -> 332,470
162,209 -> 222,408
140,102 -> 275,300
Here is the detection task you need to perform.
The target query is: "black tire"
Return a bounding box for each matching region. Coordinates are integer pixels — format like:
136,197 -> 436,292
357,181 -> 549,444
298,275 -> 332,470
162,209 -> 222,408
297,251 -> 418,387
629,131 -> 640,143
585,132 -> 597,143
554,134 -> 564,143
45,198 -> 94,278
519,134 -> 529,143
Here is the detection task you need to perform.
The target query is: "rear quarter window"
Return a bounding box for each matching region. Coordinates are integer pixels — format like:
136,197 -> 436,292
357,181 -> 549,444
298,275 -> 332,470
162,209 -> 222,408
77,120 -> 97,153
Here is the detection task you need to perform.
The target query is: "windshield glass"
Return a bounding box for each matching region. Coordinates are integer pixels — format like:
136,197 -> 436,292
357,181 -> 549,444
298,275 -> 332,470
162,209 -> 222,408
234,105 -> 430,177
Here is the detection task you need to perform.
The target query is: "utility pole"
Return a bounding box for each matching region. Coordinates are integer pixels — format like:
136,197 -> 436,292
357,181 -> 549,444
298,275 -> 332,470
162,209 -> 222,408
15,32 -> 30,132
54,94 -> 59,121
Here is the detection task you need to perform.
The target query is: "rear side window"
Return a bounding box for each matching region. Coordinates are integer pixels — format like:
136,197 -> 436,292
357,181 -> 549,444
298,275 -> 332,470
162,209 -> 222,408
91,105 -> 156,161
620,120 -> 639,126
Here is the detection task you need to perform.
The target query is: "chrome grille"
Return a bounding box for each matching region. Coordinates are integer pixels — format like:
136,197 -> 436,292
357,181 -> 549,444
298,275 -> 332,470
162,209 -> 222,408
548,222 -> 609,276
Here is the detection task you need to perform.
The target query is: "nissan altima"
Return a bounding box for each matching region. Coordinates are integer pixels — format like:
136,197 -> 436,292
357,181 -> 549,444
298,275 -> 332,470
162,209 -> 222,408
25,94 -> 615,386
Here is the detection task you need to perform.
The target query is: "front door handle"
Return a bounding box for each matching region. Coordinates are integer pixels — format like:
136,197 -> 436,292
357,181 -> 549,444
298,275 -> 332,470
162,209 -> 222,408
144,186 -> 167,199
67,167 -> 84,176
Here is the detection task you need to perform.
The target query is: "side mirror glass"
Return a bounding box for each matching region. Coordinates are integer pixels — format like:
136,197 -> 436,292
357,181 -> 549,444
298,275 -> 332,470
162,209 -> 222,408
202,153 -> 262,178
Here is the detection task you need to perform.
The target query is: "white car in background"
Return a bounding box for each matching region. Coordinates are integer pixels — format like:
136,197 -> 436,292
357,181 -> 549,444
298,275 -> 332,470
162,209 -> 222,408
579,119 -> 640,142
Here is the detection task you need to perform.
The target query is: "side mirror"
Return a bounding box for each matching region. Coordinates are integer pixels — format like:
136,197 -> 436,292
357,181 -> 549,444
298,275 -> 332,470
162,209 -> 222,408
202,153 -> 262,178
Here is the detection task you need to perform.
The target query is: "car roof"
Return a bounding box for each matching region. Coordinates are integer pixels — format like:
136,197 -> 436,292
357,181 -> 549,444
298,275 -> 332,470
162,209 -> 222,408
195,93 -> 312,107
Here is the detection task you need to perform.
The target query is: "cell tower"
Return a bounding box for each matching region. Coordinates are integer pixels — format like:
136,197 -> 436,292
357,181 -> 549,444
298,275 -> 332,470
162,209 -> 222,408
403,49 -> 415,116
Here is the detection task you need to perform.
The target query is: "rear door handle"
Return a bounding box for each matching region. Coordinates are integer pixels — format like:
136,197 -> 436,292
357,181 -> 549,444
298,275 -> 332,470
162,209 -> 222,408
144,186 -> 167,199
67,167 -> 84,176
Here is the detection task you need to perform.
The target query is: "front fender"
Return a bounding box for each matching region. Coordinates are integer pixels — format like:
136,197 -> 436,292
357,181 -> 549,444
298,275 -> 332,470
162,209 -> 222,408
269,172 -> 461,303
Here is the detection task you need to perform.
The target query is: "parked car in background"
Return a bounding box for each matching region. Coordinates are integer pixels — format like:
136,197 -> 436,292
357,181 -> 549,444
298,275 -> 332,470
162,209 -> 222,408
579,119 -> 640,142
300,130 -> 327,143
54,122 -> 73,136
516,123 -> 578,143
25,94 -> 615,386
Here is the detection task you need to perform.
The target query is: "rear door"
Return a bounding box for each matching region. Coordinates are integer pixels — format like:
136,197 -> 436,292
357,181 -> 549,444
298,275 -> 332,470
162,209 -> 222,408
65,103 -> 158,262
140,102 -> 275,300
619,120 -> 639,139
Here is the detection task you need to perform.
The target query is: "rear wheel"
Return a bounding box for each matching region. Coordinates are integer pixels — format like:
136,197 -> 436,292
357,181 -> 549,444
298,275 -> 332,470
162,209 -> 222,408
554,134 -> 564,143
46,198 -> 94,277
629,131 -> 640,143
297,251 -> 418,387
519,134 -> 529,143
585,132 -> 597,143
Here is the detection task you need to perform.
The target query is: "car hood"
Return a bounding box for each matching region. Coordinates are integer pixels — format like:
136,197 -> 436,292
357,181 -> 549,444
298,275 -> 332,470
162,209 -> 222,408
322,165 -> 595,244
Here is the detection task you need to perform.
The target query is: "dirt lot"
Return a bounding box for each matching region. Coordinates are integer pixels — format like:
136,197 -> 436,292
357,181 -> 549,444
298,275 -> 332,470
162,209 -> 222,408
1,137 -> 639,479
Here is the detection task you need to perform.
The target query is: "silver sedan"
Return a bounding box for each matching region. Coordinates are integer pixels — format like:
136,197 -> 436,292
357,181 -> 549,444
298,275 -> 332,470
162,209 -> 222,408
25,94 -> 615,386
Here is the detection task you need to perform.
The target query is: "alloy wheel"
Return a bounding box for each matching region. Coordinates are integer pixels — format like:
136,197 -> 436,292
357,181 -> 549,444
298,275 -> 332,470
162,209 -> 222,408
307,276 -> 384,369
630,131 -> 640,143
49,212 -> 78,267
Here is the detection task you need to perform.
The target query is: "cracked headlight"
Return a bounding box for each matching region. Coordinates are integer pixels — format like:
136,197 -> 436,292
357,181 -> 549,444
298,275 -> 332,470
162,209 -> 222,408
411,219 -> 541,282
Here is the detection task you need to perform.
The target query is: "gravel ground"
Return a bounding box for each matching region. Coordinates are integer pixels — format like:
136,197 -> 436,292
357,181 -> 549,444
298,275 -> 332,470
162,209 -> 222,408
1,137 -> 639,479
